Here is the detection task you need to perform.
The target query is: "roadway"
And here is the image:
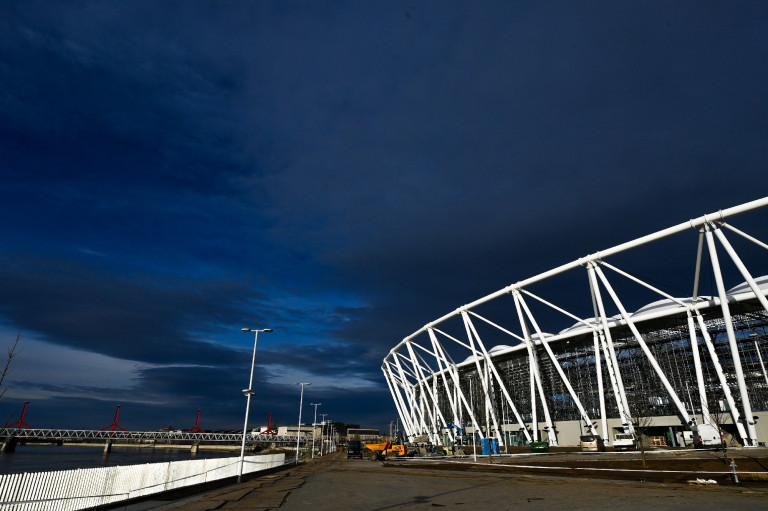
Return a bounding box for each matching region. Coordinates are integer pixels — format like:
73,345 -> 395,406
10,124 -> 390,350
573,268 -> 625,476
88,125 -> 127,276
140,450 -> 768,511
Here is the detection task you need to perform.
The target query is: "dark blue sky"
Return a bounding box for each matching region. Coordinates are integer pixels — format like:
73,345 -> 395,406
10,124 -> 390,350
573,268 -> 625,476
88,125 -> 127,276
0,2 -> 766,432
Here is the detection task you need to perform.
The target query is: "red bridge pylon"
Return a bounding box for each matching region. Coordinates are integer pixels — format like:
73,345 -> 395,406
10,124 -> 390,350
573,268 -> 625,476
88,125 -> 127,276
185,409 -> 206,433
8,401 -> 33,429
99,405 -> 127,432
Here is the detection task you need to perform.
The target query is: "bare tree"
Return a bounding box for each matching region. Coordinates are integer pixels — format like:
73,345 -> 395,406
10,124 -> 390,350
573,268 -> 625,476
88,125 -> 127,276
706,403 -> 730,464
0,330 -> 21,400
625,392 -> 655,469
0,330 -> 22,428
631,410 -> 654,469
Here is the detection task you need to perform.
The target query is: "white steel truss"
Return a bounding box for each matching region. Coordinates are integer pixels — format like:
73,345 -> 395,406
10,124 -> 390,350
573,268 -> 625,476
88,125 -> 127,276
382,198 -> 768,447
0,428 -> 304,444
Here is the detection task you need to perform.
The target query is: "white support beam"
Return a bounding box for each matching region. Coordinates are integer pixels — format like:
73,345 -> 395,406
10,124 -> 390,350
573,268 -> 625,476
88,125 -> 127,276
516,291 -> 596,436
427,329 -> 460,442
411,346 -> 451,444
593,331 -> 608,438
461,312 -> 502,443
686,312 -> 710,425
451,315 -> 531,443
512,293 -> 557,445
713,227 -> 768,315
405,342 -> 439,442
383,362 -> 417,440
705,225 -> 758,445
694,311 -> 749,443
588,263 -> 632,430
390,197 -> 768,353
593,265 -> 692,425
429,329 -> 484,441
392,353 -> 427,438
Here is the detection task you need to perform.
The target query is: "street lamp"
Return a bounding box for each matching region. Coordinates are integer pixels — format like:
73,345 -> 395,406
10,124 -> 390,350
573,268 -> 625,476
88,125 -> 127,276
295,382 -> 311,464
238,327 -> 273,483
468,376 -> 477,462
319,413 -> 328,455
310,402 -> 322,458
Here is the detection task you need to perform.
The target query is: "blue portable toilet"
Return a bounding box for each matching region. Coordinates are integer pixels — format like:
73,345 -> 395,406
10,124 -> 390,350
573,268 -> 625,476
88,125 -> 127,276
481,438 -> 500,455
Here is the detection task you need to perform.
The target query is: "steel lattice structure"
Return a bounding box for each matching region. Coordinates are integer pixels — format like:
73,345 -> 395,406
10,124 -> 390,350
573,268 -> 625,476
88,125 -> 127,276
0,428 -> 305,444
383,198 -> 768,447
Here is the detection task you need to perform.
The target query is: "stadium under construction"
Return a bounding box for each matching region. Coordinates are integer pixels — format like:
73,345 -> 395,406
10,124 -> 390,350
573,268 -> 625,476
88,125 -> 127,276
382,198 -> 768,448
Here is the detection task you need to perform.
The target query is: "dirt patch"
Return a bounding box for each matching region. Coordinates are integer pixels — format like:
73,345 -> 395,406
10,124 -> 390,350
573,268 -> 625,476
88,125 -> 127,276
385,449 -> 768,486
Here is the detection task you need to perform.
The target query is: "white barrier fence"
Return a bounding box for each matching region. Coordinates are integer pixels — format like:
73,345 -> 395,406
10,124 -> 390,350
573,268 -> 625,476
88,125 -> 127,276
0,452 -> 286,510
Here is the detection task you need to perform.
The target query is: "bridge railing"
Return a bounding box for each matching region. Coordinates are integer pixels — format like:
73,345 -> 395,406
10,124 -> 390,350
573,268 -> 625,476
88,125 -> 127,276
0,428 -> 305,444
0,452 -> 286,510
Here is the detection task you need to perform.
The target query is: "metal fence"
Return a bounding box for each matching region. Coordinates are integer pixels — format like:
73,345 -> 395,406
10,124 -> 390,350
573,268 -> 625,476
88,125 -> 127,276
0,452 -> 285,510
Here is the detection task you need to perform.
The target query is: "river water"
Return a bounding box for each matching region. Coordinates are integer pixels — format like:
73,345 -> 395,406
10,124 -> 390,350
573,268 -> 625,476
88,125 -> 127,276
0,444 -> 240,474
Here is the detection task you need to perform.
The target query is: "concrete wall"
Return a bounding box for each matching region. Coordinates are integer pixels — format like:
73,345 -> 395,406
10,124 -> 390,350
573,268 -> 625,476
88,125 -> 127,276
0,453 -> 286,510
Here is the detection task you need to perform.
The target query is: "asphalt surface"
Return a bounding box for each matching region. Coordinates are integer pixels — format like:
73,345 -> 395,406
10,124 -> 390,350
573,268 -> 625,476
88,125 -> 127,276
145,450 -> 768,510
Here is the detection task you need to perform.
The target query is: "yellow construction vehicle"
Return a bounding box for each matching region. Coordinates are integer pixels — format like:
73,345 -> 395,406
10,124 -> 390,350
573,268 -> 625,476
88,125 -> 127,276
363,441 -> 408,460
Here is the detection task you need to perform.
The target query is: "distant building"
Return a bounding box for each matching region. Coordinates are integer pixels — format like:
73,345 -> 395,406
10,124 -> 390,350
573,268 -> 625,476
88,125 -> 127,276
326,422 -> 358,436
347,428 -> 380,442
277,425 -> 320,437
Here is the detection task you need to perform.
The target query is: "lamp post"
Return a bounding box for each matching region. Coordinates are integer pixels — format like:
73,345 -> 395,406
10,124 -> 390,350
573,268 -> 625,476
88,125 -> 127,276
320,413 -> 328,455
469,376 -> 477,462
295,382 -> 311,464
238,327 -> 272,483
310,402 -> 322,458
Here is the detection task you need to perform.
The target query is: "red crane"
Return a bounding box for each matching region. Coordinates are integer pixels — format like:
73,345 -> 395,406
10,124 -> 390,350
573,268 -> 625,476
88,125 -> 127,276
185,409 -> 206,433
259,413 -> 276,435
8,401 -> 33,429
99,405 -> 127,432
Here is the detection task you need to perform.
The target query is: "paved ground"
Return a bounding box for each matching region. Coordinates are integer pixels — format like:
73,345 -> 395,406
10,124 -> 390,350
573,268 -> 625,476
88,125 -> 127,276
146,450 -> 768,511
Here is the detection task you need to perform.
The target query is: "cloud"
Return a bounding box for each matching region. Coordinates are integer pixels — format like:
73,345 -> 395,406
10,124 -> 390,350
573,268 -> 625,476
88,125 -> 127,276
0,2 -> 767,433
0,251 -> 253,364
3,337 -> 153,398
261,364 -> 379,390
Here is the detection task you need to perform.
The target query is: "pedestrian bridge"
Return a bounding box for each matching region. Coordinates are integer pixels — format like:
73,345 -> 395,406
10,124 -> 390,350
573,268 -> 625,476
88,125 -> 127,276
0,427 -> 304,445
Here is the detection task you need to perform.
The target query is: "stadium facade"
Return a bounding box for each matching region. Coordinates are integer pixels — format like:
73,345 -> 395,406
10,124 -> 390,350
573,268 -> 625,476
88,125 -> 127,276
382,198 -> 768,448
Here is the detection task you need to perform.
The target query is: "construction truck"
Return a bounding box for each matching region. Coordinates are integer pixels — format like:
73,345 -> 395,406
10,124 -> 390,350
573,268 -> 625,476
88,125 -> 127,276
363,440 -> 409,460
